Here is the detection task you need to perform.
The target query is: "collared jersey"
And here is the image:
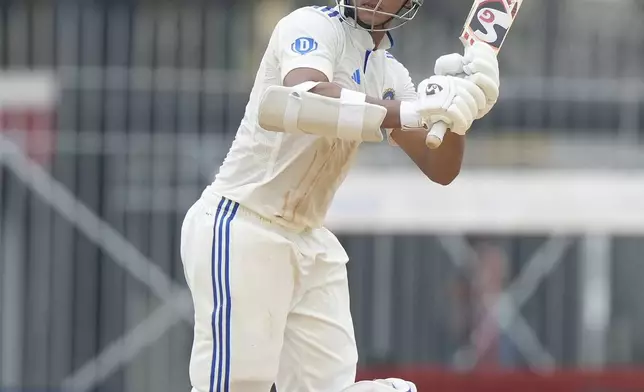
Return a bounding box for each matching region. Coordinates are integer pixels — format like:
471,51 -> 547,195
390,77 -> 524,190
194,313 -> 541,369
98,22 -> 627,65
210,5 -> 417,231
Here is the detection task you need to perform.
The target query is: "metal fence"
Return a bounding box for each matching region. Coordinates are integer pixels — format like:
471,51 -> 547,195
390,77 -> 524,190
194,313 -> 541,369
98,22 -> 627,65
2,1 -> 644,391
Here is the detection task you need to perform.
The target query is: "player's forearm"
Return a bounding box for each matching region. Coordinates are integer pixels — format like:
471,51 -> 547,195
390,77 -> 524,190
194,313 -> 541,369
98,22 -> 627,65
310,82 -> 403,129
390,128 -> 464,185
425,131 -> 465,184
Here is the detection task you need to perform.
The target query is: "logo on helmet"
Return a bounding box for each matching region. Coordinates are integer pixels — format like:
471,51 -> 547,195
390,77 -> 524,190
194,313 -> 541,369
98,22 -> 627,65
425,83 -> 443,96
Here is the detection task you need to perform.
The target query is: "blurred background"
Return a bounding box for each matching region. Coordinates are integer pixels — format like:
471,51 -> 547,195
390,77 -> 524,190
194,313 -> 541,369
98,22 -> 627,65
1,0 -> 644,391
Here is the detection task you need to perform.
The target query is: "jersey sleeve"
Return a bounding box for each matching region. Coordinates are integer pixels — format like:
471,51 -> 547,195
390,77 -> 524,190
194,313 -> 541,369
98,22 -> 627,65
385,55 -> 420,145
276,8 -> 343,83
389,55 -> 417,103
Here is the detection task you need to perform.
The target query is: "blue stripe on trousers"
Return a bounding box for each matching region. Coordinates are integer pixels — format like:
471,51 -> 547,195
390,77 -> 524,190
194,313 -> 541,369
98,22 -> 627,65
210,198 -> 238,392
224,201 -> 239,391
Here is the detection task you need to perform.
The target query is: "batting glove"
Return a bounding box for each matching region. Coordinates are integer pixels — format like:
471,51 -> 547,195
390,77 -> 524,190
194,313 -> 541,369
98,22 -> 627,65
403,75 -> 485,136
434,41 -> 500,119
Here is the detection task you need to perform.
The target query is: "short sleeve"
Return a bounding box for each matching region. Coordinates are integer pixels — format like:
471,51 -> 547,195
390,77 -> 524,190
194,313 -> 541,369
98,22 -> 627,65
276,8 -> 342,83
385,55 -> 420,145
388,54 -> 417,103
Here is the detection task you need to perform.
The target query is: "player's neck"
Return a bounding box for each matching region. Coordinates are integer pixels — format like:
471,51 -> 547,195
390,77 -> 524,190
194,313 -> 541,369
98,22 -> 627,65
369,31 -> 386,50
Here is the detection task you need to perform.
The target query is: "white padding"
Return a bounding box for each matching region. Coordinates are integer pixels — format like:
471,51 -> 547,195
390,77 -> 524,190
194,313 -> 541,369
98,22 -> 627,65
283,81 -> 320,134
258,84 -> 386,142
338,89 -> 367,140
283,92 -> 301,134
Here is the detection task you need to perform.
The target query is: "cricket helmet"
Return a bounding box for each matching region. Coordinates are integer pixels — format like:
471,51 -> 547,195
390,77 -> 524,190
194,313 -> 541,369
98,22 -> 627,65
336,0 -> 424,32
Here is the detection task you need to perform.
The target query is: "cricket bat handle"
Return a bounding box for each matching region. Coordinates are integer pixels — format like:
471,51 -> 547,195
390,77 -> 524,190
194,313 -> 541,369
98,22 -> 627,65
425,121 -> 448,149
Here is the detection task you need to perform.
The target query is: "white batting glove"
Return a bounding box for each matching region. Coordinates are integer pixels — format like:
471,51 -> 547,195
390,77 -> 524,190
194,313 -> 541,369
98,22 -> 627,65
434,41 -> 500,119
374,378 -> 418,392
400,75 -> 485,136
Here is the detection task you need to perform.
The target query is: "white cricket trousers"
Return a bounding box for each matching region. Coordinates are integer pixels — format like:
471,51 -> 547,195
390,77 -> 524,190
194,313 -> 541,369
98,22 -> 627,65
180,190 -> 358,392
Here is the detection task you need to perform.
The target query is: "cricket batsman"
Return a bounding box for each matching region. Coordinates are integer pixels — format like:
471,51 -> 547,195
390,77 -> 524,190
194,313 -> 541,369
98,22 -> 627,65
180,0 -> 500,391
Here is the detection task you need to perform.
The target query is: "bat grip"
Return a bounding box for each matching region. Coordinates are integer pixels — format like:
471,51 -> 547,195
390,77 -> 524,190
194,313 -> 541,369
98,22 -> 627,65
425,121 -> 448,149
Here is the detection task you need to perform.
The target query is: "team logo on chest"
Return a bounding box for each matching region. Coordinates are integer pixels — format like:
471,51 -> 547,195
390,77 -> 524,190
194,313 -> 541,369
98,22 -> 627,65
382,88 -> 395,100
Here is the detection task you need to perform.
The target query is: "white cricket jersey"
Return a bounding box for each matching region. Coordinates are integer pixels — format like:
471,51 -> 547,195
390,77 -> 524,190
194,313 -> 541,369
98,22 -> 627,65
209,5 -> 416,231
